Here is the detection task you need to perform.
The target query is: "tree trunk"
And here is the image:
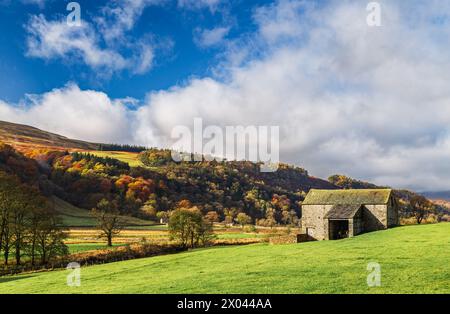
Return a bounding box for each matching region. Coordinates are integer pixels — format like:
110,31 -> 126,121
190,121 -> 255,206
41,242 -> 47,265
15,237 -> 21,265
31,238 -> 36,266
417,217 -> 423,224
107,234 -> 112,247
0,219 -> 5,253
4,244 -> 9,265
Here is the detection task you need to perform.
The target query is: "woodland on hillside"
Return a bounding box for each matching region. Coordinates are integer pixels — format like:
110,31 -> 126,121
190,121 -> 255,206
1,142 -> 448,230
0,143 -> 335,226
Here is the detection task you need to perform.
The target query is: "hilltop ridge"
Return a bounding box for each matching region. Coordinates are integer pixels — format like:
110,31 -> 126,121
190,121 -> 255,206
0,120 -> 99,152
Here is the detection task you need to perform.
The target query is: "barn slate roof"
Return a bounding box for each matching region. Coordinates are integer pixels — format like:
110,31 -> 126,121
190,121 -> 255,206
324,204 -> 362,219
302,189 -> 392,205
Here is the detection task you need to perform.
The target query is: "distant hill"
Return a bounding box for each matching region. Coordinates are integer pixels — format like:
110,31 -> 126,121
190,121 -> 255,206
431,199 -> 450,211
421,191 -> 450,201
0,121 -> 337,224
328,174 -> 450,218
0,120 -> 99,152
2,120 -> 446,222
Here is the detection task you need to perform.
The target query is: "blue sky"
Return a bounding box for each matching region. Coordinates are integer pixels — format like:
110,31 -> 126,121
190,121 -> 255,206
0,0 -> 273,102
1,0 -> 450,191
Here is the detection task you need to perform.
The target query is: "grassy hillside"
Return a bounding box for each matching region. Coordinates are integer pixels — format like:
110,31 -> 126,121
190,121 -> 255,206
1,121 -> 337,224
53,197 -> 154,227
0,120 -> 99,152
86,151 -> 143,167
1,223 -> 448,294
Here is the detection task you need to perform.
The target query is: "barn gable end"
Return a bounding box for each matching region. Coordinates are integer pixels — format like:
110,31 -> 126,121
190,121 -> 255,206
301,189 -> 399,241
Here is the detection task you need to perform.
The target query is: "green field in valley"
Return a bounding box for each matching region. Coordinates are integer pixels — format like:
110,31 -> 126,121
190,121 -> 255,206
53,197 -> 154,228
66,243 -> 126,254
0,223 -> 448,294
86,151 -> 144,167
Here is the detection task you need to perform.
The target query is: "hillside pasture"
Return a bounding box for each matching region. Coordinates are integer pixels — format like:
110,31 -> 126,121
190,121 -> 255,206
53,197 -> 154,228
65,226 -> 270,247
0,223 -> 448,294
85,151 -> 143,167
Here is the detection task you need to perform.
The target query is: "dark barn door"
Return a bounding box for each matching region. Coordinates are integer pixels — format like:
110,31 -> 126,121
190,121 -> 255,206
329,220 -> 349,240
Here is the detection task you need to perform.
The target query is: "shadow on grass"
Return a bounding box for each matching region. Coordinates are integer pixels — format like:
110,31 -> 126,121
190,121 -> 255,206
0,275 -> 34,284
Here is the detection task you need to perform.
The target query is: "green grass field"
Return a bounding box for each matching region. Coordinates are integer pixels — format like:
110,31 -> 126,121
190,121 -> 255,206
0,223 -> 448,294
53,197 -> 154,227
67,243 -> 126,254
86,151 -> 143,167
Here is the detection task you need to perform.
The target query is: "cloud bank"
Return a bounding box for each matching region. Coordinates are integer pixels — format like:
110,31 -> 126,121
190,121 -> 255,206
25,1 -> 163,76
3,0 -> 450,191
194,26 -> 230,48
0,84 -> 131,143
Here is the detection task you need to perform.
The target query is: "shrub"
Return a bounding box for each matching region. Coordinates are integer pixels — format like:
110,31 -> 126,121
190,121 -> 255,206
168,208 -> 215,248
243,225 -> 257,233
63,243 -> 185,267
236,213 -> 252,227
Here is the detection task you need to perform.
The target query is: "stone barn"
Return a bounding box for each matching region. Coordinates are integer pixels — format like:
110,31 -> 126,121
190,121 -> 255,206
301,189 -> 399,240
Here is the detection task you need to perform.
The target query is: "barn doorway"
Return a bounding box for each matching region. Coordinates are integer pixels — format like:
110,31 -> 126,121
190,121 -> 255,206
329,220 -> 349,240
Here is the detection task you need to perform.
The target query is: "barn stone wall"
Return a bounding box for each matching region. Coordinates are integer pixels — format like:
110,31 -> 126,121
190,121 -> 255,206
301,204 -> 332,240
352,218 -> 363,236
302,198 -> 399,241
387,197 -> 399,227
363,204 -> 388,231
269,234 -> 305,245
352,210 -> 364,236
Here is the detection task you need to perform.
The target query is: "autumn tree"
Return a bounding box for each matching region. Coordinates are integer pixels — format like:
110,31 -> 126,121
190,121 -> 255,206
197,217 -> 215,247
236,212 -> 252,227
168,208 -> 214,248
140,194 -> 158,219
92,199 -> 123,246
409,195 -> 434,224
0,172 -> 28,265
177,199 -> 193,209
0,171 -> 67,266
224,208 -> 238,226
204,211 -> 220,224
10,194 -> 29,265
281,210 -> 299,226
156,211 -> 170,224
264,206 -> 277,228
0,171 -> 16,265
28,200 -> 68,265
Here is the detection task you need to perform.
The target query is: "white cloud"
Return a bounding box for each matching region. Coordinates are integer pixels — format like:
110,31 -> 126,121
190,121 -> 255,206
21,0 -> 48,6
96,0 -> 163,43
9,0 -> 450,191
26,15 -> 129,73
25,1 -> 161,76
133,43 -> 155,74
194,26 -> 230,48
0,84 -> 131,143
253,0 -> 310,44
178,0 -> 223,12
133,0 -> 450,191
